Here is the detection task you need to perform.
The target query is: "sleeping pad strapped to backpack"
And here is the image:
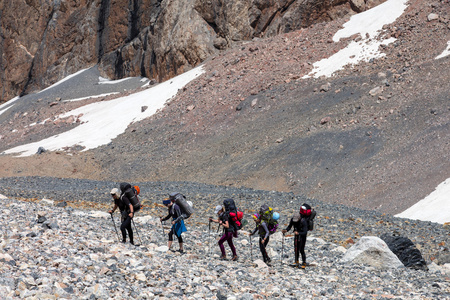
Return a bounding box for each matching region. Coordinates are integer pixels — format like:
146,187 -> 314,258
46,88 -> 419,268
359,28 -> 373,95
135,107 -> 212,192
120,182 -> 141,212
169,193 -> 194,219
259,204 -> 278,234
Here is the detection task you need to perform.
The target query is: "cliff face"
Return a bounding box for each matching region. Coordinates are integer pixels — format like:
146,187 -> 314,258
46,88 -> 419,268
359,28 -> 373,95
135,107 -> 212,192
0,0 -> 381,102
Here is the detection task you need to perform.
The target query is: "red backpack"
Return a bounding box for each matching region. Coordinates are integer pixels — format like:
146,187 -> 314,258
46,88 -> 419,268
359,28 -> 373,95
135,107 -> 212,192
300,203 -> 316,231
229,211 -> 244,229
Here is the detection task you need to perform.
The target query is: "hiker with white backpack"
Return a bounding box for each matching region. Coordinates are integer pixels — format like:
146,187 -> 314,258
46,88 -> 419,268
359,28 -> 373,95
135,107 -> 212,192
160,192 -> 190,253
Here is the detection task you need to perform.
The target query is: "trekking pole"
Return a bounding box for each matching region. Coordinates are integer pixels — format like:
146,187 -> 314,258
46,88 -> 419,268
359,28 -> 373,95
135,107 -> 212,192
161,220 -> 165,237
249,233 -> 253,262
110,213 -> 121,242
132,219 -> 143,246
281,234 -> 285,264
208,219 -> 212,256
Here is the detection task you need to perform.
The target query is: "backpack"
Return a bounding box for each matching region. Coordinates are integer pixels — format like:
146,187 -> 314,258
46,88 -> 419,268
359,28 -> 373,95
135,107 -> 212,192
170,193 -> 194,219
133,185 -> 140,195
223,198 -> 244,230
300,203 -> 316,231
120,182 -> 141,211
259,204 -> 278,234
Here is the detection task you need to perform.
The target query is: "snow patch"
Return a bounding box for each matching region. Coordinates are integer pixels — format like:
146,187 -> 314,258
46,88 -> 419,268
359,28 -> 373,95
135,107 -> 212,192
395,178 -> 450,224
303,0 -> 408,78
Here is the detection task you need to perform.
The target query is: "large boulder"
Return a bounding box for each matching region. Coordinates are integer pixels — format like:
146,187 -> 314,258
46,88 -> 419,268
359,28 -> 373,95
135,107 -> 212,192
341,236 -> 404,269
380,234 -> 428,271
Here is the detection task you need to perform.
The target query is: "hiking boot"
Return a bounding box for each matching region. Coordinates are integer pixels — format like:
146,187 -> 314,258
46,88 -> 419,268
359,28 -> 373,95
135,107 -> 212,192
178,249 -> 184,254
301,262 -> 307,269
220,255 -> 227,261
231,255 -> 238,261
121,240 -> 126,243
292,261 -> 299,268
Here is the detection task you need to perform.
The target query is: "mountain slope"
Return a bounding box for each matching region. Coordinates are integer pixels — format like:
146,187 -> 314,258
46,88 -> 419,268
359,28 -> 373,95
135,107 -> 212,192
0,0 -> 449,217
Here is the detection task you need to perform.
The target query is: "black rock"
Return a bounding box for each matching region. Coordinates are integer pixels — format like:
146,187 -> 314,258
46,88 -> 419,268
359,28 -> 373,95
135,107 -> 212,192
36,147 -> 46,154
380,233 -> 428,271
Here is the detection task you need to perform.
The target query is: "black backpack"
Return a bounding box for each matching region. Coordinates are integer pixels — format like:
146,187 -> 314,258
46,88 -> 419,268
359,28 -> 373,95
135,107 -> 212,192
120,182 -> 141,211
223,198 -> 244,231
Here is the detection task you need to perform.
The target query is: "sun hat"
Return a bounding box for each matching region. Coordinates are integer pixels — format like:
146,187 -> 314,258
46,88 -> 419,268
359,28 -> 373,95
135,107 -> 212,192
110,188 -> 120,197
292,212 -> 301,222
214,205 -> 223,214
163,200 -> 171,206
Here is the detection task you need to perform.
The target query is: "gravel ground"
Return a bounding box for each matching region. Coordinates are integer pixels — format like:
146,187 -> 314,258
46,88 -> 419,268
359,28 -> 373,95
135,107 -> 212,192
0,176 -> 448,266
0,187 -> 449,299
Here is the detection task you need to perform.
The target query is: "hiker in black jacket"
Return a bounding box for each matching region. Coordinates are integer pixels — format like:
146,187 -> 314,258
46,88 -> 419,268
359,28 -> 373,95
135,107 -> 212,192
160,196 -> 186,253
209,205 -> 238,261
282,211 -> 308,268
249,213 -> 271,264
108,187 -> 135,245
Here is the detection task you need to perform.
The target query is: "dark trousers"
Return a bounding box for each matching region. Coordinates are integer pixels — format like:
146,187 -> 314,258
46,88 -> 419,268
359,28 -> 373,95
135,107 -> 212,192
295,234 -> 307,263
259,236 -> 270,262
218,231 -> 237,257
120,216 -> 134,244
168,228 -> 183,243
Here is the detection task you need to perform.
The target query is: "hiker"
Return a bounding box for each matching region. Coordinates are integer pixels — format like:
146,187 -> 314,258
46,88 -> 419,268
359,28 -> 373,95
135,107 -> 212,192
282,212 -> 308,269
249,213 -> 271,264
160,193 -> 187,253
108,187 -> 136,245
282,211 -> 308,268
209,205 -> 238,261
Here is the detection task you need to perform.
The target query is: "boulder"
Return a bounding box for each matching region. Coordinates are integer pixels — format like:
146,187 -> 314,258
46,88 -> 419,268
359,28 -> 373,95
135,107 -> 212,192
341,236 -> 404,269
380,234 -> 428,271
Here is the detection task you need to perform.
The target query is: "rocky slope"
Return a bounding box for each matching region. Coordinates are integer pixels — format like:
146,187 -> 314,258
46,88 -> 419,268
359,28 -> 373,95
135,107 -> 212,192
1,0 -> 384,102
0,184 -> 449,299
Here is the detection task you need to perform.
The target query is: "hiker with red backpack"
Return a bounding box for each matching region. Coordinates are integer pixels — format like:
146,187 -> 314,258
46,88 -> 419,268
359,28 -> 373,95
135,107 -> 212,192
108,183 -> 141,245
160,193 -> 187,253
209,205 -> 238,261
283,203 -> 315,268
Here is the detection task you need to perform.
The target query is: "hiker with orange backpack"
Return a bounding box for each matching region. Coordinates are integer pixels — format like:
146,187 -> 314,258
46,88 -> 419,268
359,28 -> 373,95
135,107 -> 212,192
209,205 -> 238,261
108,183 -> 141,245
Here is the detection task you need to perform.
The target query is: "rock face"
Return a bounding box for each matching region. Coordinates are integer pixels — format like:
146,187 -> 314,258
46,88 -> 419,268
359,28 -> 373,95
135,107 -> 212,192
0,0 -> 383,102
380,233 -> 428,271
341,236 -> 405,269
